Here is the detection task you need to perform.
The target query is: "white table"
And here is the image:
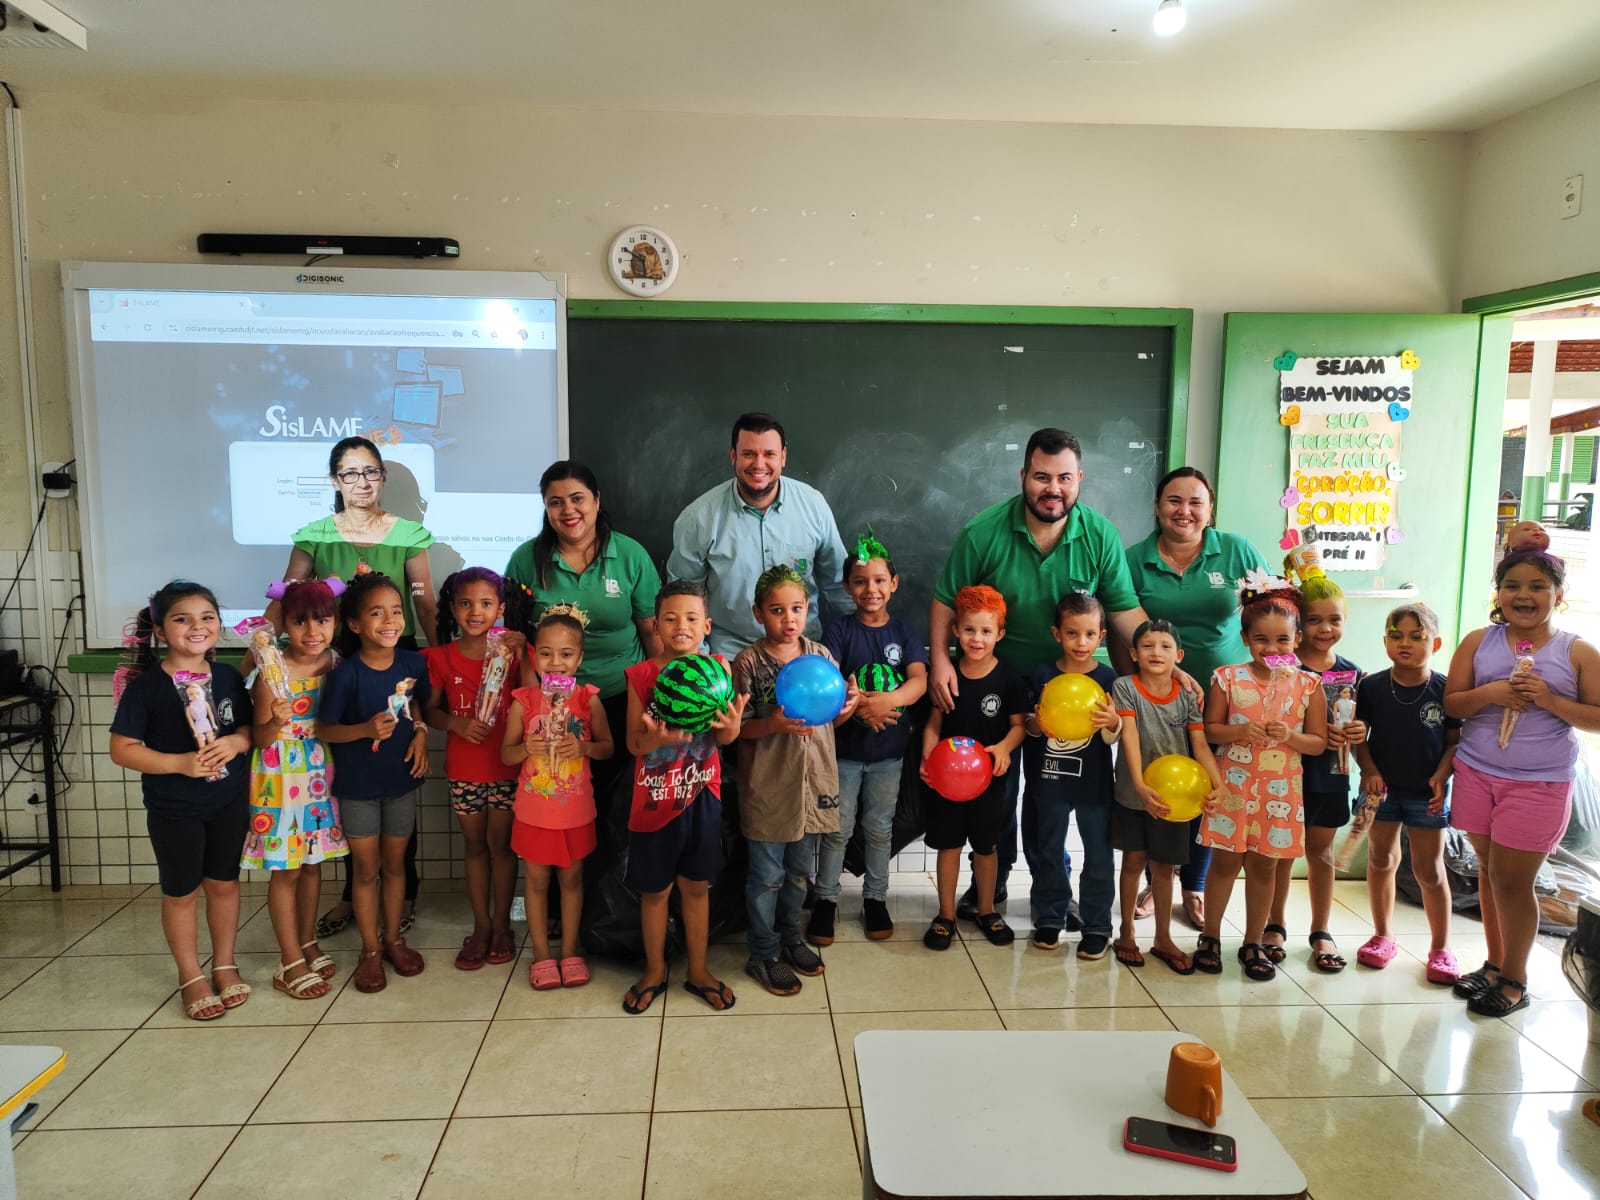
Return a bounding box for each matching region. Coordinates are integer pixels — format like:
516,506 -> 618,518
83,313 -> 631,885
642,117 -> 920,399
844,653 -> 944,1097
1,1045 -> 65,1200
854,1030 -> 1306,1199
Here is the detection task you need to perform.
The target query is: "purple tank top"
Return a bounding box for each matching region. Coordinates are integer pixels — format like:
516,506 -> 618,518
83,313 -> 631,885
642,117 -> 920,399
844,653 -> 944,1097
1456,626 -> 1579,782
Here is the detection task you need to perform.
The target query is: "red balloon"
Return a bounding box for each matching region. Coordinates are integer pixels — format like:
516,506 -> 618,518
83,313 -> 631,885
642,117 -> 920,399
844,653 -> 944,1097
924,736 -> 992,802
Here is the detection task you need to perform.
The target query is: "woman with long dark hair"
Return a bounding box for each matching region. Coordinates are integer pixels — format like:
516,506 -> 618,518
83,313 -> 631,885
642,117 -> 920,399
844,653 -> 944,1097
505,461 -> 662,800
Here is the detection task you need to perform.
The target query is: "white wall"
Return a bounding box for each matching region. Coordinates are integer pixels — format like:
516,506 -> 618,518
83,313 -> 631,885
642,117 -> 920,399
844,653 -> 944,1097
1459,78 -> 1600,301
0,91 -> 1473,882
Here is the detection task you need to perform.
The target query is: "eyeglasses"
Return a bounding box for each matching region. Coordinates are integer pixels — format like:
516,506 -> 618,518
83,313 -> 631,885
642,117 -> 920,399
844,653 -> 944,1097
335,467 -> 384,484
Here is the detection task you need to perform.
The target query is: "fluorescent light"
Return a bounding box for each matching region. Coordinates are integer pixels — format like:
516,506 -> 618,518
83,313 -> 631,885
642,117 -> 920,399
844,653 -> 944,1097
1153,0 -> 1186,36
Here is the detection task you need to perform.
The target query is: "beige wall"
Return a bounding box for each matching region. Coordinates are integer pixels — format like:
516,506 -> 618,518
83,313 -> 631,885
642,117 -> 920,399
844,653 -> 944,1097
5,91 -> 1471,553
1459,78 -> 1600,301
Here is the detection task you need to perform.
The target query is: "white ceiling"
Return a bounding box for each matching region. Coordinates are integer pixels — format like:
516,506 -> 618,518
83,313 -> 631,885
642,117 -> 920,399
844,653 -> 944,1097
5,0 -> 1600,132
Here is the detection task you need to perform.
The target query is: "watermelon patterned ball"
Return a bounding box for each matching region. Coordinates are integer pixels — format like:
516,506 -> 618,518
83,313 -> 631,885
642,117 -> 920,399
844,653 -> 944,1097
652,654 -> 735,733
852,663 -> 905,725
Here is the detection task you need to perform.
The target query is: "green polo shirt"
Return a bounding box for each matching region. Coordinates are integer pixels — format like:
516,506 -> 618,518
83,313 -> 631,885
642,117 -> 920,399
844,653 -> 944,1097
504,532 -> 662,699
1124,528 -> 1270,684
935,496 -> 1138,671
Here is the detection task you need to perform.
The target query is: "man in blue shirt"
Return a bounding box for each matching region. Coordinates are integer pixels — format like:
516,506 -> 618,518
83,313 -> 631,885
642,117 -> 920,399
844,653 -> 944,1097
667,412 -> 848,658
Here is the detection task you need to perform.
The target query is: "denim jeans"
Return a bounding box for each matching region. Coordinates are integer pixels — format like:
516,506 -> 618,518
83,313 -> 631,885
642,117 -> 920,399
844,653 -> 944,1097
991,770 -> 1074,897
816,758 -> 900,903
746,834 -> 816,961
1022,791 -> 1114,935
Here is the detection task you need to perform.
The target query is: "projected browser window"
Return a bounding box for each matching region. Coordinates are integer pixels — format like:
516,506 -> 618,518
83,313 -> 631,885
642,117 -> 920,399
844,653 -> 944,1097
83,287 -> 561,633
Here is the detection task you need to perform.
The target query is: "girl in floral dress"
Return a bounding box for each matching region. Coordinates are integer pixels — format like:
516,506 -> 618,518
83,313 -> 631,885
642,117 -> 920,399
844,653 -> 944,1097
245,579 -> 349,999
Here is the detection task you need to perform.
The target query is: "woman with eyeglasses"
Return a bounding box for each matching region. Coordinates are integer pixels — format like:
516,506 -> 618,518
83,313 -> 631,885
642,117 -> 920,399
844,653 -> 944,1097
265,436 -> 437,939
265,437 -> 439,644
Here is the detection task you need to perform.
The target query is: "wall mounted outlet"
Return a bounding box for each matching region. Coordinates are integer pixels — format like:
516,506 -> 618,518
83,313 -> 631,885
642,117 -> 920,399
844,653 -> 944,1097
40,460 -> 73,499
1562,175 -> 1583,220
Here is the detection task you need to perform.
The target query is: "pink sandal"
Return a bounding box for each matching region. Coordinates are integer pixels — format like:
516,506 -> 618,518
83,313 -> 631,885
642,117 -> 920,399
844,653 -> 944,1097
559,956 -> 591,988
1425,947 -> 1460,985
529,958 -> 562,991
1356,935 -> 1398,969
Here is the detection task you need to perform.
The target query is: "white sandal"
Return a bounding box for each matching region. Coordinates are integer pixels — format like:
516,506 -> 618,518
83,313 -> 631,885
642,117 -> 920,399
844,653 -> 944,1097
179,975 -> 226,1021
273,958 -> 330,1000
211,964 -> 252,1009
301,941 -> 337,980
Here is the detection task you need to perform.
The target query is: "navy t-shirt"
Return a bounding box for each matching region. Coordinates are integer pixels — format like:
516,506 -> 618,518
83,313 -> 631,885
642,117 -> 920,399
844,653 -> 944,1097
1355,669 -> 1459,796
940,658 -> 1028,776
1023,662 -> 1116,805
320,650 -> 432,800
822,614 -> 929,764
109,662 -> 252,816
1303,654 -> 1363,794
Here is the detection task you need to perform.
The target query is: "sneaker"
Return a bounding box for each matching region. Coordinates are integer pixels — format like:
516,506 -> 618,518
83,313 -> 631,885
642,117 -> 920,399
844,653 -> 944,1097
1031,927 -> 1062,951
1065,901 -> 1083,933
782,940 -> 825,976
957,885 -> 1007,923
863,898 -> 895,940
805,900 -> 837,947
1076,933 -> 1111,961
745,956 -> 802,996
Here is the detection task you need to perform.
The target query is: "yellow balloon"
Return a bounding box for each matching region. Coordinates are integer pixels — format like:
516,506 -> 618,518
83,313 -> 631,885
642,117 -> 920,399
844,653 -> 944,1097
1037,672 -> 1108,741
1143,755 -> 1211,823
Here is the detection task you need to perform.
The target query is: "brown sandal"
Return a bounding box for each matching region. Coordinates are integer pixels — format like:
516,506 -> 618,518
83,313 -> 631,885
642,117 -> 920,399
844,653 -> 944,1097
383,938 -> 425,977
1113,941 -> 1145,967
354,948 -> 387,993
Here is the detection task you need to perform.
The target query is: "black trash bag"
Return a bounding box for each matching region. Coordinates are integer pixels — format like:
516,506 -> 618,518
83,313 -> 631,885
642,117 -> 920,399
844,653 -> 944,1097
1562,896 -> 1600,1007
1396,828 -> 1480,913
842,704 -> 928,876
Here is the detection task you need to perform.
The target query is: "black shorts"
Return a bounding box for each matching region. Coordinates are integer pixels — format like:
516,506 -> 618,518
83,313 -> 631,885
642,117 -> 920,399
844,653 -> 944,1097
923,778 -> 1004,855
1110,803 -> 1193,867
626,791 -> 724,894
146,803 -> 249,897
1303,788 -> 1353,830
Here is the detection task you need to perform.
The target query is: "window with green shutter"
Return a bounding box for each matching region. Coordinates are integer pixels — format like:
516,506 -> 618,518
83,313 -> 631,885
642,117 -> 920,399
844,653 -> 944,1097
1576,435 -> 1596,484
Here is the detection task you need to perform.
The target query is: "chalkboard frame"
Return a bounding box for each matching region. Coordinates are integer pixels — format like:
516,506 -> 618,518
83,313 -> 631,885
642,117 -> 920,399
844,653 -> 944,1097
567,299 -> 1194,470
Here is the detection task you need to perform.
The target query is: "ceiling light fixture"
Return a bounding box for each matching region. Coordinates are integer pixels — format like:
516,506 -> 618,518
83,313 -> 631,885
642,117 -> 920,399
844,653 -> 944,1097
1153,0 -> 1186,36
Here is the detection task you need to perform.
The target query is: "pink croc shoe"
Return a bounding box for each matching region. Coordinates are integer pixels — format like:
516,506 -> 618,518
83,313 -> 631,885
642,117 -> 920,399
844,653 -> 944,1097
1356,935 -> 1398,969
1425,948 -> 1460,985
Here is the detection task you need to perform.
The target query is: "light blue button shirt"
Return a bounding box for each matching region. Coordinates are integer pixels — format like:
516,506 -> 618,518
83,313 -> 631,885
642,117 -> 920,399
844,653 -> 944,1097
667,477 -> 848,658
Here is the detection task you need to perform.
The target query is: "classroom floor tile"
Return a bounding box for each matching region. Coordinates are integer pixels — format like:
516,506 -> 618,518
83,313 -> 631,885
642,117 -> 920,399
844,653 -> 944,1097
6,874 -> 1598,1199
420,1114 -> 650,1199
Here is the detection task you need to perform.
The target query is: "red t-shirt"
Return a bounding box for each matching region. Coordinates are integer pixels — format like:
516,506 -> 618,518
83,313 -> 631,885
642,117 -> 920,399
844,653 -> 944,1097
624,656 -> 725,834
424,642 -> 521,784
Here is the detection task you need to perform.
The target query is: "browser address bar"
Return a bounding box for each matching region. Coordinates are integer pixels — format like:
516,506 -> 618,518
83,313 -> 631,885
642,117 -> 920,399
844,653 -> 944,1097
92,315 -> 555,347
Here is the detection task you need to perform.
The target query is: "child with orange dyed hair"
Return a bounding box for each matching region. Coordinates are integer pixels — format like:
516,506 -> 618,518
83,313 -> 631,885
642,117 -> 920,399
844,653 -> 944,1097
919,585 -> 1029,950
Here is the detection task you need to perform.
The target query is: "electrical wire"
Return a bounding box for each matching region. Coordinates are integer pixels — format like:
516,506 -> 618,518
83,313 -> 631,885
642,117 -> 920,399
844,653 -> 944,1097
0,499 -> 46,620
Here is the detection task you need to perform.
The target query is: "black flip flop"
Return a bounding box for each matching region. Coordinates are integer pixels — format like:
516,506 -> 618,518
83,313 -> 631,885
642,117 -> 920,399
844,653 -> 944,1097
622,980 -> 667,1014
1150,946 -> 1196,976
1262,923 -> 1288,964
682,979 -> 736,1011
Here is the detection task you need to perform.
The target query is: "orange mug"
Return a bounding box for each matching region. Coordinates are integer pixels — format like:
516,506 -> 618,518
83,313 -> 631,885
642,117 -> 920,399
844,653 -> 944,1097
1165,1042 -> 1223,1127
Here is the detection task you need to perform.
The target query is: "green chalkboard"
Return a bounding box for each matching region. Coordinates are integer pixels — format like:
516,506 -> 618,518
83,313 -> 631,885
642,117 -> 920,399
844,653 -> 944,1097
567,302 -> 1191,629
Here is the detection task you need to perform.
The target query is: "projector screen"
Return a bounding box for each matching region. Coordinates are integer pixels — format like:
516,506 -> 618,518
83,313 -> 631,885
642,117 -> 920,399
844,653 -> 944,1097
61,263 -> 567,647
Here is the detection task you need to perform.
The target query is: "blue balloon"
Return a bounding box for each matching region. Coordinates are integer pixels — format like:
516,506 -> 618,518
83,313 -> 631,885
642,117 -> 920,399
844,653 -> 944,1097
774,654 -> 847,726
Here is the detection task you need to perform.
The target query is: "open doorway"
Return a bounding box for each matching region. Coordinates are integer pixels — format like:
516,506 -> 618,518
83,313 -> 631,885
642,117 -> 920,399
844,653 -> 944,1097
1491,296 -> 1600,866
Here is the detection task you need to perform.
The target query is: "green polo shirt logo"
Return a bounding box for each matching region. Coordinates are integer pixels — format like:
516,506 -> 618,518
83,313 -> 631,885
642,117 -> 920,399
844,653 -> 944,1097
1207,571 -> 1226,587
605,577 -> 621,597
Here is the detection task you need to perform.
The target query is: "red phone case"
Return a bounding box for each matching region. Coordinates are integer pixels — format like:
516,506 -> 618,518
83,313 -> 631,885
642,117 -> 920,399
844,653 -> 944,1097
1122,1117 -> 1238,1173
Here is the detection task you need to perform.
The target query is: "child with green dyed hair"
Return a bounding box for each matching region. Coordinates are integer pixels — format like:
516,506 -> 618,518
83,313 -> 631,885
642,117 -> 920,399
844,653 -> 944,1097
811,532 -> 929,943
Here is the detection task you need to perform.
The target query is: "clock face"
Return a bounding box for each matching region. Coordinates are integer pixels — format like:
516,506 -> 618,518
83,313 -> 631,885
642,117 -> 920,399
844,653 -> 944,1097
608,226 -> 679,296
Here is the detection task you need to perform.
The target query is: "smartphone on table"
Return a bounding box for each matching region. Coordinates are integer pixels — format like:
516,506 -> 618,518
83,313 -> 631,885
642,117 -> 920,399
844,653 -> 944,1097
1123,1116 -> 1237,1172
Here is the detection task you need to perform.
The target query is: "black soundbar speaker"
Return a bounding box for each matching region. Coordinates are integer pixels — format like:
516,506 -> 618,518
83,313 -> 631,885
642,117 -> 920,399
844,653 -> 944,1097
196,233 -> 461,259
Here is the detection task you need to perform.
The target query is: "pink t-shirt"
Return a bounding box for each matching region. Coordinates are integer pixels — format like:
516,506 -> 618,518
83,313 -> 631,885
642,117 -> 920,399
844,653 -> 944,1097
510,682 -> 598,830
